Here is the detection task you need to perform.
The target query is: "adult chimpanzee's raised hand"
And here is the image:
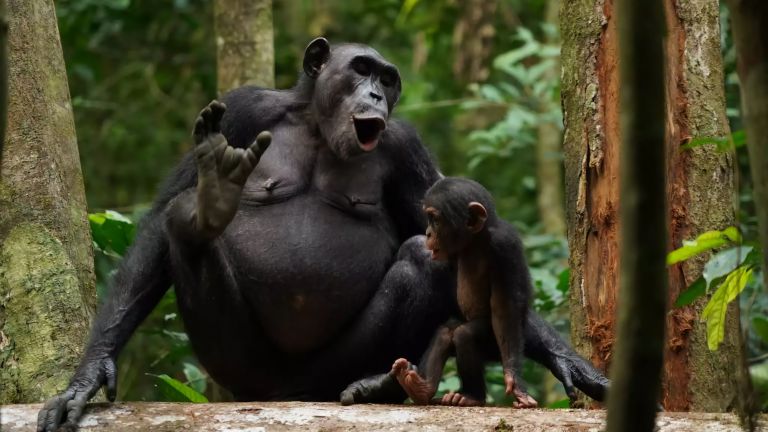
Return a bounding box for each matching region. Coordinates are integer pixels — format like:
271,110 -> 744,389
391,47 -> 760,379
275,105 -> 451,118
192,100 -> 271,239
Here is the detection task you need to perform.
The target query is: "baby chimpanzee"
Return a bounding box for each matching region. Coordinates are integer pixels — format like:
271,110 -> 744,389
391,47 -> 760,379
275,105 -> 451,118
390,177 -> 538,408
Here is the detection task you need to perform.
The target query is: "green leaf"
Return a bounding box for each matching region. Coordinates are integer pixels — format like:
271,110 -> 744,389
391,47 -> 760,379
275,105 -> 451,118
183,362 -> 208,394
753,316 -> 768,344
547,398 -> 571,409
152,374 -> 208,402
702,246 -> 753,286
89,211 -> 136,256
674,277 -> 706,308
701,266 -> 753,351
666,227 -> 741,265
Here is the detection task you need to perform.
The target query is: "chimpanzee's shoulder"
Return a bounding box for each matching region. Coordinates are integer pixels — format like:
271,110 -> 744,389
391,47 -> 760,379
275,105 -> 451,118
219,86 -> 306,149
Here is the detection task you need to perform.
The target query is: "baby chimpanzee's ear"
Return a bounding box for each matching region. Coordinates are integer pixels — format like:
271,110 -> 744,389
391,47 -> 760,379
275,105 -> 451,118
303,37 -> 331,78
467,202 -> 488,233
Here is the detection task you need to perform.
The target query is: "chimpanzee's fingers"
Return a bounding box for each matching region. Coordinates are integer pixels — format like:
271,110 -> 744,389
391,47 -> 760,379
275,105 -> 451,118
200,106 -> 214,136
37,390 -> 74,432
61,390 -> 90,430
209,101 -> 226,134
193,116 -> 206,145
105,358 -> 118,402
250,131 -> 272,158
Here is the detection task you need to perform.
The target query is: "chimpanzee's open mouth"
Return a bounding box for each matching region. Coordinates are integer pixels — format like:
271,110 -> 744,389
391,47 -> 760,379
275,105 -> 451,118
353,116 -> 386,151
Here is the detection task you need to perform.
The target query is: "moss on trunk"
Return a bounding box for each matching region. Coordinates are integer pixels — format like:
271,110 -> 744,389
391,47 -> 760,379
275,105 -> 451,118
0,0 -> 95,403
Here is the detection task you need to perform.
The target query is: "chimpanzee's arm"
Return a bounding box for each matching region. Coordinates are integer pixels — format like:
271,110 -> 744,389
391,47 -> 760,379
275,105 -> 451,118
37,205 -> 175,432
382,120 -> 441,241
489,223 -> 539,408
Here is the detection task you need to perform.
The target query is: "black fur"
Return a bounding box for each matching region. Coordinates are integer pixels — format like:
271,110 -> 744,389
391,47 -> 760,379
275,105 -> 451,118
37,41 -> 608,432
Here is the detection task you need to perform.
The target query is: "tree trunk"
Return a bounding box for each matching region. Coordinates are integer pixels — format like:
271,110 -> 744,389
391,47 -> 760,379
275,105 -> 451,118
535,0 -> 566,236
0,0 -> 96,403
606,0 -> 667,430
213,0 -> 274,94
726,0 -> 768,316
0,0 -> 6,174
562,0 -> 740,411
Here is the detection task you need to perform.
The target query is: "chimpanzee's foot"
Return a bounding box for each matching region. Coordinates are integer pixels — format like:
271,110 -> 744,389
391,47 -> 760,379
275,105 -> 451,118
389,358 -> 435,405
440,391 -> 484,407
192,100 -> 271,238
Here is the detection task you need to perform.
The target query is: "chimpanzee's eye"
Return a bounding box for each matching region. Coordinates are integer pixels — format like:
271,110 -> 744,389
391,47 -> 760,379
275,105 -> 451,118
352,60 -> 371,76
381,71 -> 397,87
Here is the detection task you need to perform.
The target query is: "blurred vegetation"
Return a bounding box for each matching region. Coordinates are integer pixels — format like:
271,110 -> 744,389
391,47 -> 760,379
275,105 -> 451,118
56,0 -> 766,408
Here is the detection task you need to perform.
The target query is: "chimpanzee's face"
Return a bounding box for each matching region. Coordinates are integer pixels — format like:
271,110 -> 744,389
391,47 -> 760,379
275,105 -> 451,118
306,41 -> 401,160
423,206 -> 473,261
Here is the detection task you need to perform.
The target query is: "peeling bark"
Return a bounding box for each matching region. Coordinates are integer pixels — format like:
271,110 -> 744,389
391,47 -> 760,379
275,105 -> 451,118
213,0 -> 274,94
0,0 -> 95,403
562,0 -> 739,411
0,402 -> 761,432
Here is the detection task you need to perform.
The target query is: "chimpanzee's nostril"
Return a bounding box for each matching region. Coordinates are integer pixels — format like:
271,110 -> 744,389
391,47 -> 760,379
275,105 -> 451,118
370,92 -> 383,102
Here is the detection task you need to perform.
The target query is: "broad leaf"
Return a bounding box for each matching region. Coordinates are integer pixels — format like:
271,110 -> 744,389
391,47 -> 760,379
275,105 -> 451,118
89,210 -> 136,256
701,266 -> 753,350
667,227 -> 741,265
152,374 -> 208,402
702,246 -> 753,286
183,362 -> 208,394
674,277 -> 706,308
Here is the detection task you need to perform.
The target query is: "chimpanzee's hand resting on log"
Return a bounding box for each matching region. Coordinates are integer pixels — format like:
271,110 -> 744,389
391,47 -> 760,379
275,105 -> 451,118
36,356 -> 117,432
192,100 -> 271,239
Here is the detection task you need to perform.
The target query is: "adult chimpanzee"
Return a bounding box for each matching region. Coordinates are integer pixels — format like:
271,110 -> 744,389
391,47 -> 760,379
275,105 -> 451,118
391,177 -> 538,408
38,38 -> 608,431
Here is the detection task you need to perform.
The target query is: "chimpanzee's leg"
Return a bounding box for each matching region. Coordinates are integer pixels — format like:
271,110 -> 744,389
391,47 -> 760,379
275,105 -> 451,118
390,323 -> 457,404
440,319 -> 490,406
292,235 -> 454,402
337,237 -> 610,406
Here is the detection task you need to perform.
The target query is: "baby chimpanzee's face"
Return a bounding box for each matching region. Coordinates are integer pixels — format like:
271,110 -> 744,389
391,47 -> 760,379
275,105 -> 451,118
423,206 -> 473,261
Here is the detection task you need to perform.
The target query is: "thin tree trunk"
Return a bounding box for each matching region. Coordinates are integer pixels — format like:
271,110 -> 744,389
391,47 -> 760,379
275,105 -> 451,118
725,2 -> 768,429
562,0 -> 740,411
535,0 -> 566,236
605,0 -> 667,430
726,0 -> 768,317
0,0 -> 6,173
0,0 -> 96,403
213,0 -> 274,93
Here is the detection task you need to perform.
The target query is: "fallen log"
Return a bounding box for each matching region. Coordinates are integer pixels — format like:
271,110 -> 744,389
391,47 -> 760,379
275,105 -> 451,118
1,402 -> 762,431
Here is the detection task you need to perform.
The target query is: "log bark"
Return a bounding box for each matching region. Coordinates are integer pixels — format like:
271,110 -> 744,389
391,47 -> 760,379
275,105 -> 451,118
213,0 -> 274,93
606,0 -> 667,430
561,0 -> 740,411
0,0 -> 96,403
0,402 -> 760,432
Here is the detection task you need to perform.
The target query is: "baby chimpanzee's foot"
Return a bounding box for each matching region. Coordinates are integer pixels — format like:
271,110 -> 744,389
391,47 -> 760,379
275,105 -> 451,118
440,391 -> 484,407
389,358 -> 435,405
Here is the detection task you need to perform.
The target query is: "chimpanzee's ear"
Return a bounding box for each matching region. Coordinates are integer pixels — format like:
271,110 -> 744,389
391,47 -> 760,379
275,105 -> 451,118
303,38 -> 331,78
467,202 -> 488,233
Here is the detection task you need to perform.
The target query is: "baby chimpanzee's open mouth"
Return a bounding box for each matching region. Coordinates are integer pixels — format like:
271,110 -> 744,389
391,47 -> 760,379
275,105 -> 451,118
353,116 -> 386,151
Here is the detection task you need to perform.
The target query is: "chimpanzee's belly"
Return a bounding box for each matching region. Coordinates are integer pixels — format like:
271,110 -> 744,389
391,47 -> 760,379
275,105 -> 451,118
217,193 -> 399,354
